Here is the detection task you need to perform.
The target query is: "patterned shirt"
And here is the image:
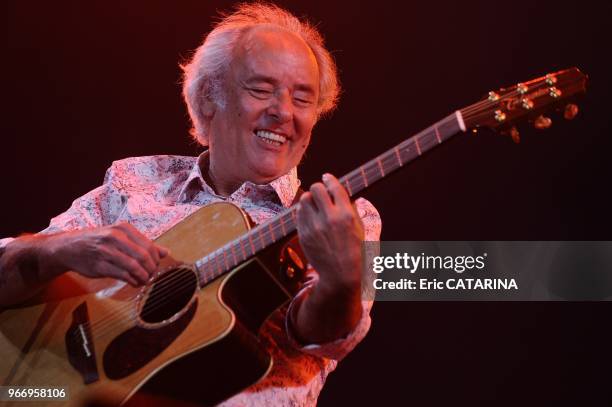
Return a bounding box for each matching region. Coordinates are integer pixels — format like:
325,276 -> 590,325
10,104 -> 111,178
0,152 -> 382,406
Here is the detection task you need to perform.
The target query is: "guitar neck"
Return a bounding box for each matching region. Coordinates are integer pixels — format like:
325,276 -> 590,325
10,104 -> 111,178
194,111 -> 466,286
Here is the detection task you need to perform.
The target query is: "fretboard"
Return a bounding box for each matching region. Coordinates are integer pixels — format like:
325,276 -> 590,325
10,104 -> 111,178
194,111 -> 466,286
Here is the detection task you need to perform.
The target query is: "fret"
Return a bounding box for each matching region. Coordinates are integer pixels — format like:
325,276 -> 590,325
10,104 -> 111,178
247,231 -> 256,254
434,125 -> 442,144
214,250 -> 223,276
359,166 -> 369,187
258,227 -> 266,248
394,146 -> 403,167
237,239 -> 247,261
414,137 -> 422,155
268,222 -> 276,242
230,242 -> 238,265
376,158 -> 385,177
344,177 -> 353,196
222,248 -> 229,271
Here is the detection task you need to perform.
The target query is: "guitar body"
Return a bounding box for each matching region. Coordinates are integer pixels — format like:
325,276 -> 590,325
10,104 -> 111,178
0,202 -> 300,406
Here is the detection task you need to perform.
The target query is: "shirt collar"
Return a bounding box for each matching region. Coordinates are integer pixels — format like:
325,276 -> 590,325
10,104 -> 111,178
177,150 -> 300,207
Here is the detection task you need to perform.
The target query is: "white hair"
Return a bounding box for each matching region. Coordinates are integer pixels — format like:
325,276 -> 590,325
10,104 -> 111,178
181,2 -> 340,145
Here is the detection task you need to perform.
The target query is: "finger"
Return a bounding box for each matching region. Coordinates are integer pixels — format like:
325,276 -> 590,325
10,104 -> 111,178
322,173 -> 352,207
118,223 -> 168,265
113,223 -> 159,273
115,223 -> 167,262
297,191 -> 329,238
116,237 -> 158,274
103,247 -> 151,284
98,260 -> 141,287
157,245 -> 170,258
297,193 -> 318,232
299,191 -> 318,214
309,182 -> 334,213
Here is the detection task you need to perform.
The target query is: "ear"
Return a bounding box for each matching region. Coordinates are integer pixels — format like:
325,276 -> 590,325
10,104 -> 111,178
200,98 -> 217,120
196,98 -> 217,145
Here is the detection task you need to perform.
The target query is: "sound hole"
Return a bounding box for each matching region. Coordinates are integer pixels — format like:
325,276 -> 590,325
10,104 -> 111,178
140,266 -> 198,324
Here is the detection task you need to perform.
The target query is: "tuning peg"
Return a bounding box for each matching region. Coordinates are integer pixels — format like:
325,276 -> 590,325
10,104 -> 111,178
509,126 -> 520,144
534,115 -> 552,130
564,103 -> 579,120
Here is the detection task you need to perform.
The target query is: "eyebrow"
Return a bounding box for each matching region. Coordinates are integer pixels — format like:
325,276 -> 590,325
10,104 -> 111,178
245,75 -> 316,95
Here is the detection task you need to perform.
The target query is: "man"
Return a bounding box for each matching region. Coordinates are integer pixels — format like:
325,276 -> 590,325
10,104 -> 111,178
0,3 -> 381,405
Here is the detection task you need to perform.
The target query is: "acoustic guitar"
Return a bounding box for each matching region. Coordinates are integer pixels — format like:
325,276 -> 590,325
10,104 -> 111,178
0,68 -> 587,406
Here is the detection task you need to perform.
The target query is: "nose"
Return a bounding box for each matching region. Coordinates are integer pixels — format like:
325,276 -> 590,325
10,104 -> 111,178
267,90 -> 293,124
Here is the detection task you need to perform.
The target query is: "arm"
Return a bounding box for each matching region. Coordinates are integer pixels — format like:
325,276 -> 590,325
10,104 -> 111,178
0,235 -> 64,307
0,224 -> 168,308
293,173 -> 378,344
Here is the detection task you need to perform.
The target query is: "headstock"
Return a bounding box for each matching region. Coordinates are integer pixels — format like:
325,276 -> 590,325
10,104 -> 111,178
460,68 -> 587,143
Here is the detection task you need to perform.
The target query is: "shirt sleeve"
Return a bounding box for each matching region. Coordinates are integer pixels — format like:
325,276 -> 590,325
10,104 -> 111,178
285,197 -> 382,360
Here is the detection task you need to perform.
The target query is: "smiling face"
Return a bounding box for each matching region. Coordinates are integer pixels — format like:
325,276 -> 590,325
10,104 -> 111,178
205,27 -> 320,195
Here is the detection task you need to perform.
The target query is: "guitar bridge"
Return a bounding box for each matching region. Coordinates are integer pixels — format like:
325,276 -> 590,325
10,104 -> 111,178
65,301 -> 100,384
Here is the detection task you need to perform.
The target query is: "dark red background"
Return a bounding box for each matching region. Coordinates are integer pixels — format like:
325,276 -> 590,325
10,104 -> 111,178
3,1 -> 612,405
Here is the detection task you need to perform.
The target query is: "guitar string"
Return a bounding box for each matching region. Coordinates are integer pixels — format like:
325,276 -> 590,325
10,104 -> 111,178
75,76 -> 571,339
86,270 -> 203,342
73,266 -> 211,342
87,265 -> 214,337
73,258 -> 225,340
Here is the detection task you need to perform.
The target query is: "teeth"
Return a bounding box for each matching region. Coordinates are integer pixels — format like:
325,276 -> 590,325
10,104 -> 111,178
256,130 -> 287,145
